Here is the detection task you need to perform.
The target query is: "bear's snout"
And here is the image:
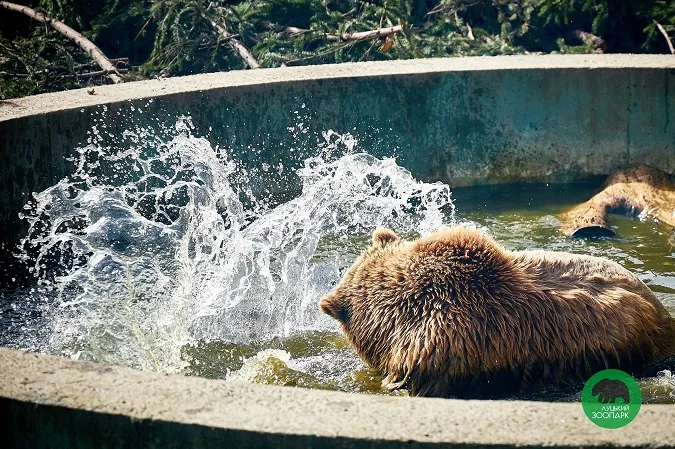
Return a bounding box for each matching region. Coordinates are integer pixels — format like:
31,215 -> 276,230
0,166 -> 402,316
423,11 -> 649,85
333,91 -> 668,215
320,293 -> 348,322
319,294 -> 337,318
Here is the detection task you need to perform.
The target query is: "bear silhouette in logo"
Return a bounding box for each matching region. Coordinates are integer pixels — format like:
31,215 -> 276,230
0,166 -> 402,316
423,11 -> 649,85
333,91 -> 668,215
592,379 -> 630,404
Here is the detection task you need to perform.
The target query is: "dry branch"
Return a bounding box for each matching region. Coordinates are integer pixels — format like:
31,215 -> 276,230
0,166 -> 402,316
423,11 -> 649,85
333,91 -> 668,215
200,12 -> 260,69
74,57 -> 129,71
0,1 -> 123,84
77,69 -> 129,79
328,25 -> 404,41
274,24 -> 404,42
0,71 -> 29,77
655,21 -> 675,55
279,26 -> 309,36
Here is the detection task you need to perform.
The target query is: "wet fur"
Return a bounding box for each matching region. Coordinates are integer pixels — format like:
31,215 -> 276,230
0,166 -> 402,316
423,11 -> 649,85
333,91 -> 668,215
319,227 -> 675,398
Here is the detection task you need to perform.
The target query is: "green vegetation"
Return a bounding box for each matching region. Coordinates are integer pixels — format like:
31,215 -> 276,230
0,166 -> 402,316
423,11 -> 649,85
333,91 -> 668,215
1,0 -> 674,99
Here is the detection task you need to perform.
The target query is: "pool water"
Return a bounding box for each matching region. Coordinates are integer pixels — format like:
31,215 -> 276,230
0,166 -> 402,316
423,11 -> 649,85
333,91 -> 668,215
181,182 -> 675,403
2,120 -> 673,403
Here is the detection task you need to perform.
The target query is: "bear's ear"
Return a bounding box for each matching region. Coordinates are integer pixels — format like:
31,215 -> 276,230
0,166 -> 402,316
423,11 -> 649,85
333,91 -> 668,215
372,228 -> 399,248
320,293 -> 345,321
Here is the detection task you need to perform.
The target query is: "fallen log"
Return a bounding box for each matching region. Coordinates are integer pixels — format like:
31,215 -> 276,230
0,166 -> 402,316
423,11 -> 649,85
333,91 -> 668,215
0,1 -> 123,84
562,165 -> 675,237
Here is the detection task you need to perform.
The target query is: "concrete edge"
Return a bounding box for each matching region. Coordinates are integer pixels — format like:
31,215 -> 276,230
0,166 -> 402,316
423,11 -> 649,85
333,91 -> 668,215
1,347 -> 674,448
2,54 -> 674,122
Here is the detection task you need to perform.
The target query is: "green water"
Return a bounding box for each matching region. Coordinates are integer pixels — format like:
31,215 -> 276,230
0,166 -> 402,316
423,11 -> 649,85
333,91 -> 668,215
181,182 -> 675,403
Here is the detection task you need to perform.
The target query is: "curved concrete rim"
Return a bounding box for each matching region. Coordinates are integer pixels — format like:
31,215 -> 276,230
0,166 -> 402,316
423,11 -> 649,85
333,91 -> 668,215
2,54 -> 675,122
1,347 -> 674,448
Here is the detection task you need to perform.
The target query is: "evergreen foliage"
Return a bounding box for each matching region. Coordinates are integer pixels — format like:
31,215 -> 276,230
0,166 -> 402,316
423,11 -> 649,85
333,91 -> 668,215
1,0 -> 673,99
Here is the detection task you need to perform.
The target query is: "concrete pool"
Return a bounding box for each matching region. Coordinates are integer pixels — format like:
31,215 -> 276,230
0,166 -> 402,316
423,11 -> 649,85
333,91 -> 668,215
1,55 -> 675,447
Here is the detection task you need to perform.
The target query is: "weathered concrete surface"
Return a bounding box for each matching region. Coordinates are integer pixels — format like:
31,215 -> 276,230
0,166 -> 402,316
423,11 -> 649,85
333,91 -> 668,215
1,347 -> 674,449
0,55 -> 674,286
2,54 -> 675,121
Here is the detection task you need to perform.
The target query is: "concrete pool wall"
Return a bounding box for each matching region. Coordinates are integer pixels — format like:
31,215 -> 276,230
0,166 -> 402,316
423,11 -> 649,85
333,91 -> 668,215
1,55 -> 675,447
2,347 -> 675,449
1,55 -> 674,247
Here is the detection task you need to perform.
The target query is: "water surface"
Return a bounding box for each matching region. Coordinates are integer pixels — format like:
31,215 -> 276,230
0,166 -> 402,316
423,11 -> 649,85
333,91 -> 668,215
184,182 -> 675,403
1,118 -> 673,403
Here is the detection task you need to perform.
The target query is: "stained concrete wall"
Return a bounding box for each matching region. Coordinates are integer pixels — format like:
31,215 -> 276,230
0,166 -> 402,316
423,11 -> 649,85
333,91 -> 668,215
2,347 -> 675,449
0,55 -> 674,284
1,56 -> 674,231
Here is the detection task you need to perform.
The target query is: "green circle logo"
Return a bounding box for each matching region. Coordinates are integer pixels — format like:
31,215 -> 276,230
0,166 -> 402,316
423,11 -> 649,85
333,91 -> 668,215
582,369 -> 641,429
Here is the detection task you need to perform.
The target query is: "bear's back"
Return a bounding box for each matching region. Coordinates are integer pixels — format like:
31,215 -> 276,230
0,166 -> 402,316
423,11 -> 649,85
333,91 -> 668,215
512,249 -> 670,322
508,249 -> 675,384
398,235 -> 675,397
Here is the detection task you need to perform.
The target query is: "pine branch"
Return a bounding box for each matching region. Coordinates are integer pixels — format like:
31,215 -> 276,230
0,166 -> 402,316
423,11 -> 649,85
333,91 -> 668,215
200,11 -> 260,69
0,1 -> 124,84
0,40 -> 35,77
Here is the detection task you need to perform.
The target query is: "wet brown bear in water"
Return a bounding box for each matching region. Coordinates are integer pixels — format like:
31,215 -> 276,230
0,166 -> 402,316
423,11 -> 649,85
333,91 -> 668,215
319,227 -> 675,398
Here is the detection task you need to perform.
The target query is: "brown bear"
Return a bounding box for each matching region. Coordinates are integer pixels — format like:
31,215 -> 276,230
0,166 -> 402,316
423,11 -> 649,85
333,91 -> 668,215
319,227 -> 675,398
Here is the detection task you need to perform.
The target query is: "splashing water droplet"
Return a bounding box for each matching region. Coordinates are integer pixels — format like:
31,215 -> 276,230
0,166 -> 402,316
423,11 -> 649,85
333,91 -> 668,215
10,117 -> 454,373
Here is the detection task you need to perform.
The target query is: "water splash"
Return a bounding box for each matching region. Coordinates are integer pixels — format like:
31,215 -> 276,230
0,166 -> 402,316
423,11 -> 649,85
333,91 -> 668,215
12,117 -> 454,373
647,370 -> 675,403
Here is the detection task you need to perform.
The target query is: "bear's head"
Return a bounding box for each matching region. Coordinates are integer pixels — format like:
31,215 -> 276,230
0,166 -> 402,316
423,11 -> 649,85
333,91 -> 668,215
319,227 -> 400,322
319,226 -> 525,396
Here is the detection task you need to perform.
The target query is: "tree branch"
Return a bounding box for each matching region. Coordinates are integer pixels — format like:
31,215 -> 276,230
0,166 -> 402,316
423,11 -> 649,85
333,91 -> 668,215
272,23 -> 404,42
277,26 -> 309,36
454,12 -> 474,40
76,68 -> 129,79
655,21 -> 675,55
283,42 -> 355,66
0,71 -> 29,77
200,12 -> 260,69
327,25 -> 404,42
0,1 -> 123,84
